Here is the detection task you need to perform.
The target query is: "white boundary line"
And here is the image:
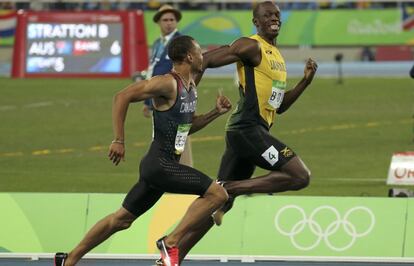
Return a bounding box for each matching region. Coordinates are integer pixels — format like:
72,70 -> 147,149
1,253 -> 414,263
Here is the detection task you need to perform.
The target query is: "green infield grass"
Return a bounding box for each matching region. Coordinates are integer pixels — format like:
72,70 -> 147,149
0,77 -> 413,196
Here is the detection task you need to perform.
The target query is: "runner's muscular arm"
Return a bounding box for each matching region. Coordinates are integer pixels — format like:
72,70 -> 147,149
194,37 -> 261,85
108,75 -> 176,165
277,58 -> 318,114
189,93 -> 232,135
112,75 -> 175,140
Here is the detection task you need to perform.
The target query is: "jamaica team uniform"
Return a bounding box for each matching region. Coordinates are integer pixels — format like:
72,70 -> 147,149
123,72 -> 212,217
218,34 -> 295,181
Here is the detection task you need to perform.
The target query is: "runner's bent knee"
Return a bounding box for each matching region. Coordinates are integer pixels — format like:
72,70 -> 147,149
280,156 -> 311,190
288,168 -> 311,190
204,182 -> 229,208
296,169 -> 310,189
111,209 -> 136,231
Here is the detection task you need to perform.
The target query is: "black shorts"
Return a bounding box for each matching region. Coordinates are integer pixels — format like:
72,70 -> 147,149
123,141 -> 213,217
218,125 -> 296,181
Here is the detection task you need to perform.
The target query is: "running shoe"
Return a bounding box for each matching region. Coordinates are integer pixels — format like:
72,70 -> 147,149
54,252 -> 68,266
156,236 -> 179,266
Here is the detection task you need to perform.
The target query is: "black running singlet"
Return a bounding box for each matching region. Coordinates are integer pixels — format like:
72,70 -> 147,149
122,72 -> 212,217
152,72 -> 197,158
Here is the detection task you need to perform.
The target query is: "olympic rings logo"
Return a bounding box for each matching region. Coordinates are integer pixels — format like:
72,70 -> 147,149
274,205 -> 375,251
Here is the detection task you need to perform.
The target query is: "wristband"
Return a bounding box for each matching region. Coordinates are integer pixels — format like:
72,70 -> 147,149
111,140 -> 124,144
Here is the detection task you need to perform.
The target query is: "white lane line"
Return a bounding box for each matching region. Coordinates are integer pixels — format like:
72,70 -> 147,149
24,101 -> 54,109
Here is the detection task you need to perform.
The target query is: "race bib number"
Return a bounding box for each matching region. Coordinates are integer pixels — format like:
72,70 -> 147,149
268,87 -> 284,109
175,123 -> 191,154
268,80 -> 286,109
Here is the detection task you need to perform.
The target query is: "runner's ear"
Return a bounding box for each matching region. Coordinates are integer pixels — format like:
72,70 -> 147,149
186,52 -> 193,64
252,17 -> 258,27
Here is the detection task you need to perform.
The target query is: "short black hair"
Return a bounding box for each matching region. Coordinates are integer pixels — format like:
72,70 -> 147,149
253,1 -> 274,19
167,35 -> 195,63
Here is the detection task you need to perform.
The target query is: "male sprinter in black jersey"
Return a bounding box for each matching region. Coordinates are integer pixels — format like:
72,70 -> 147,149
54,36 -> 231,266
175,1 -> 318,263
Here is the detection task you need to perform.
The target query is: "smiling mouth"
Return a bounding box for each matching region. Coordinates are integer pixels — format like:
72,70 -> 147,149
270,24 -> 280,33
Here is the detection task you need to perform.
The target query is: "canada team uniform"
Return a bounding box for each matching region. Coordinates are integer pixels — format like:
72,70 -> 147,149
123,72 -> 212,217
218,34 -> 295,181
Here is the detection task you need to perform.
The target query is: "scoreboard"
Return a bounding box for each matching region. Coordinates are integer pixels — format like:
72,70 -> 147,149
26,23 -> 123,73
12,11 -> 148,78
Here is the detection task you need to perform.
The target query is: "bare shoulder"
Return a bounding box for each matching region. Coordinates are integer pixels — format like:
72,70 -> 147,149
147,73 -> 177,98
150,73 -> 175,88
233,37 -> 259,48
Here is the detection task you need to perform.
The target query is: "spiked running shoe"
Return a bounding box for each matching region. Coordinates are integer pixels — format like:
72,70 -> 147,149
155,258 -> 163,266
156,236 -> 179,266
54,252 -> 68,266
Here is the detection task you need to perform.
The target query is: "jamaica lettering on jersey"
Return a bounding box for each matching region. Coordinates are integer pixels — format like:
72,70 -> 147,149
152,72 -> 197,158
226,34 -> 287,131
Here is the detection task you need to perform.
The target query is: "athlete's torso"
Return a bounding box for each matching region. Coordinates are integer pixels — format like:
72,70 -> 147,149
227,34 -> 287,130
152,72 -> 197,160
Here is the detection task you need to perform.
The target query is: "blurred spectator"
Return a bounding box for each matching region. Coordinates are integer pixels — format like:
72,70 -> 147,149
0,2 -> 15,9
179,2 -> 210,10
2,1 -> 407,11
115,1 -> 130,11
356,1 -> 371,9
97,0 -> 128,10
225,3 -> 252,10
128,3 -> 147,10
30,0 -> 44,11
50,0 -> 67,10
148,0 -> 161,10
331,0 -> 354,9
15,2 -> 29,9
287,1 -> 317,10
382,2 -> 398,8
361,46 -> 375,61
82,1 -> 100,10
100,1 -> 111,10
318,1 -> 331,9
46,1 -> 79,10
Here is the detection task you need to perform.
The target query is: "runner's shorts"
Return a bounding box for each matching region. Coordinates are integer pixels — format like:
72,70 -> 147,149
218,125 -> 296,181
123,141 -> 213,217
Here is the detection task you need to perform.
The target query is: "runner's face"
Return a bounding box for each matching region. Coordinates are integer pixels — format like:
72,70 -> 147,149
189,41 -> 203,73
254,3 -> 282,40
158,12 -> 177,36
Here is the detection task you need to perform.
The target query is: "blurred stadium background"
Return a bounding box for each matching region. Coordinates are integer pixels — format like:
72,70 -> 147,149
0,0 -> 414,264
0,0 -> 413,194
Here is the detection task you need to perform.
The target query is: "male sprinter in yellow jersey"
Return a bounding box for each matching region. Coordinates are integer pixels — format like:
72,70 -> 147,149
175,1 -> 318,263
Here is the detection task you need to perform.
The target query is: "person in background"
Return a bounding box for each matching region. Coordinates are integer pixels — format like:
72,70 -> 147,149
361,46 -> 375,62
